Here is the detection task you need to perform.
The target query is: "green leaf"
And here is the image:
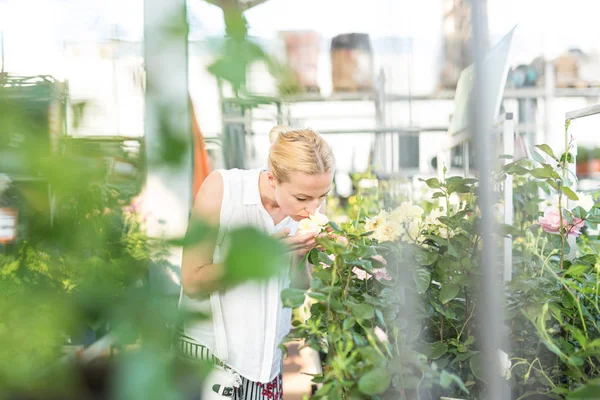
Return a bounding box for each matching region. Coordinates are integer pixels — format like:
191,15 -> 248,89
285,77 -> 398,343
504,163 -> 530,175
352,332 -> 369,346
424,341 -> 448,360
307,248 -> 320,266
416,251 -> 438,266
560,152 -> 575,164
358,368 -> 391,395
531,150 -> 546,164
446,176 -> 477,185
317,252 -> 334,266
567,384 -> 600,399
572,206 -> 588,219
535,144 -> 558,160
562,186 -> 579,201
348,260 -> 374,275
420,177 -> 441,189
351,303 -> 375,320
281,288 -> 306,308
307,291 -> 328,302
440,370 -> 469,394
439,283 -> 460,304
328,221 -> 342,232
413,268 -> 431,294
224,227 -> 286,282
469,353 -> 485,381
530,168 -> 553,179
564,264 -> 589,277
343,317 -> 356,330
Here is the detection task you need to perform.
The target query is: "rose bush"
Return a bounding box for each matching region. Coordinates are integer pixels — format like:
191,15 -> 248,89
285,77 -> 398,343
285,131 -> 600,399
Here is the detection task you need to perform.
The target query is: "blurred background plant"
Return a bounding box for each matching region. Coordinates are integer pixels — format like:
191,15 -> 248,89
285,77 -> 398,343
0,2 -> 290,398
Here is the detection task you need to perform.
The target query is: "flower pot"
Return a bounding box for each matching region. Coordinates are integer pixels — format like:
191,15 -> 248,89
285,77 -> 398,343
331,33 -> 374,92
576,159 -> 600,176
280,30 -> 321,93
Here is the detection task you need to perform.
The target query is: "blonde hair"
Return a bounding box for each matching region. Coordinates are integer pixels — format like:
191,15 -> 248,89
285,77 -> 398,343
268,124 -> 335,183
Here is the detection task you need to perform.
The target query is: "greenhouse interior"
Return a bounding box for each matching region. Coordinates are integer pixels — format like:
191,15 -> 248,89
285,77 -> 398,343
3,0 -> 600,399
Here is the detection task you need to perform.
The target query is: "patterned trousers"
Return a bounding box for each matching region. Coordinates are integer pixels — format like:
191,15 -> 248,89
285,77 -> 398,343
176,334 -> 283,400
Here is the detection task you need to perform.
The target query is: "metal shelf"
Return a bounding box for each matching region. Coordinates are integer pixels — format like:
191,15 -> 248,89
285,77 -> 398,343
222,87 -> 600,106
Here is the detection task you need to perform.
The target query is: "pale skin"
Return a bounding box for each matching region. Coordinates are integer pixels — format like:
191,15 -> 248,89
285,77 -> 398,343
181,169 -> 333,298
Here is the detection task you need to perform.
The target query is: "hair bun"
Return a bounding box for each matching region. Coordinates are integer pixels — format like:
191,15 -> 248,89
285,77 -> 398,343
269,124 -> 293,145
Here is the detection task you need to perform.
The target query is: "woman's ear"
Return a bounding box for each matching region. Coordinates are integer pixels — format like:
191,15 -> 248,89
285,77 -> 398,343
267,171 -> 277,188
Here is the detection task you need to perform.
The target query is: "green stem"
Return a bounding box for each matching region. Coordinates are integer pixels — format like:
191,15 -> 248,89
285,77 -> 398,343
342,270 -> 352,301
457,302 -> 475,342
326,257 -> 338,320
594,262 -> 600,310
558,189 -> 566,271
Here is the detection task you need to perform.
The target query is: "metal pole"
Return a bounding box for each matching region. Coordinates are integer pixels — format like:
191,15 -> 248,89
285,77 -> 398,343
542,62 -> 555,145
503,115 -> 514,282
471,0 -> 505,398
144,0 -> 192,294
463,141 -> 470,177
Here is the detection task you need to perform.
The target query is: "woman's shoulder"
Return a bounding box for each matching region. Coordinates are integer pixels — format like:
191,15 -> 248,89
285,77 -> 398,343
215,168 -> 258,180
192,169 -> 256,219
192,171 -> 224,223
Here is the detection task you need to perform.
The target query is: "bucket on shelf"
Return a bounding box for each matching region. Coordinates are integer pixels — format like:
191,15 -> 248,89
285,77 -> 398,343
330,33 -> 374,92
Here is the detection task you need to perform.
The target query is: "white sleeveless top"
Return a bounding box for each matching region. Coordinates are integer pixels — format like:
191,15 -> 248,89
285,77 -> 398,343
178,168 -> 298,383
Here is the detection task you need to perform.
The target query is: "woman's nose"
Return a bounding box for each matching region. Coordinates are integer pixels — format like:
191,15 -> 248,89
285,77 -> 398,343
306,199 -> 320,214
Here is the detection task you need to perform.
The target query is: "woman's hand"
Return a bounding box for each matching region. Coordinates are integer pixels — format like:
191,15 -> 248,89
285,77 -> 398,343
273,228 -> 317,257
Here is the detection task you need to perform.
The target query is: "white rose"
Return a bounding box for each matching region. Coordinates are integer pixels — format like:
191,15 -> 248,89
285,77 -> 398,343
498,349 -> 511,379
391,202 -> 412,223
374,326 -> 388,342
365,211 -> 388,232
401,220 -> 422,242
309,211 -> 329,227
297,218 -> 321,236
425,207 -> 444,226
439,226 -> 451,239
373,221 -> 401,243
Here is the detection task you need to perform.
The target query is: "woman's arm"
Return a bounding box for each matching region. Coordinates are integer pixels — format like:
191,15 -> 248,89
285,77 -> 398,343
181,171 -> 225,298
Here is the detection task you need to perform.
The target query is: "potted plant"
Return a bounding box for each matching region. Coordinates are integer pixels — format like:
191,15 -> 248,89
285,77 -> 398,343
576,146 -> 600,176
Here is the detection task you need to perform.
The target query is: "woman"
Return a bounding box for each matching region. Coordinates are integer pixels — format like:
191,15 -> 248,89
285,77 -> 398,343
178,125 -> 335,399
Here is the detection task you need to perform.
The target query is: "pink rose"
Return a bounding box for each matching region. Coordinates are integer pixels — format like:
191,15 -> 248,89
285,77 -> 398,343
373,268 -> 392,282
538,208 -> 585,237
336,235 -> 349,247
538,208 -> 562,234
352,267 -> 371,281
568,217 -> 585,237
371,255 -> 388,266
